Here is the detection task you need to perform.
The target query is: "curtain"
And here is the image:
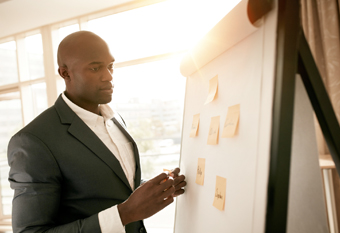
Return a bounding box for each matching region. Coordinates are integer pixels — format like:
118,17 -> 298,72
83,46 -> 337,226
301,1 -> 340,229
301,0 -> 340,156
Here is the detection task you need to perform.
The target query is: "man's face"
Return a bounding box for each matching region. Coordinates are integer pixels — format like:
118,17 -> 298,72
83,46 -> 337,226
62,36 -> 115,110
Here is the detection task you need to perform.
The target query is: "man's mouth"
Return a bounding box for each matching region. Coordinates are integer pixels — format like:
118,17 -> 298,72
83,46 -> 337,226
100,84 -> 114,93
100,84 -> 114,90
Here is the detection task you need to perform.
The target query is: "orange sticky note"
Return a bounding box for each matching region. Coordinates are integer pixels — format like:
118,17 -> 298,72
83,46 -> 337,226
213,176 -> 227,211
163,168 -> 172,175
161,169 -> 173,184
207,116 -> 220,145
195,158 -> 205,185
204,75 -> 218,105
190,114 -> 200,137
222,104 -> 240,138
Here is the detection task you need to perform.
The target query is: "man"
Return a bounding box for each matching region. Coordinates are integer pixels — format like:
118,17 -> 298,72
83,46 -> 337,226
7,31 -> 186,233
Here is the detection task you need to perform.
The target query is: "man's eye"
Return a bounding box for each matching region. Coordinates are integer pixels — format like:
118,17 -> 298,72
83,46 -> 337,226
91,67 -> 99,71
108,65 -> 114,73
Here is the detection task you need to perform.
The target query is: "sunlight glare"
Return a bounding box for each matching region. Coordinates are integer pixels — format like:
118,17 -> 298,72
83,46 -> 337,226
88,0 -> 242,62
164,0 -> 242,49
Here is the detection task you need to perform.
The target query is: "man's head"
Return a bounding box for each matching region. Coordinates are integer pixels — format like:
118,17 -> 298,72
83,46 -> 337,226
57,31 -> 115,114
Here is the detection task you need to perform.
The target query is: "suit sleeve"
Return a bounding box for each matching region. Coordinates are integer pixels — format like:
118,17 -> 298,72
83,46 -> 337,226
7,132 -> 101,233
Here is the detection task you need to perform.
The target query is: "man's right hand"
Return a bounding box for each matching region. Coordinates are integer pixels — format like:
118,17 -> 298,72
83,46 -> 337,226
117,173 -> 175,225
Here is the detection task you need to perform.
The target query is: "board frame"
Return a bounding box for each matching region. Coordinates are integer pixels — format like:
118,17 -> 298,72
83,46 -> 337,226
265,0 -> 340,232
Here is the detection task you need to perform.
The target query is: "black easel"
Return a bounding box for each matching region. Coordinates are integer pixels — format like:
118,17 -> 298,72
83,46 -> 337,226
265,0 -> 340,232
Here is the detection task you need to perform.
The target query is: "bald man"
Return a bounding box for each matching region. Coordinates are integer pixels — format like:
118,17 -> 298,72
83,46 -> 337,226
7,31 -> 186,233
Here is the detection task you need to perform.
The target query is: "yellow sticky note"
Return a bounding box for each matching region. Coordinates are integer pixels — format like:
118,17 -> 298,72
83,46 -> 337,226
222,104 -> 240,138
195,158 -> 205,185
204,75 -> 218,105
190,114 -> 200,137
207,116 -> 220,145
213,176 -> 227,211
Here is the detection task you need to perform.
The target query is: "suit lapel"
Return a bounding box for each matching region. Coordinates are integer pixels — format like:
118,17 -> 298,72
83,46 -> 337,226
112,117 -> 141,188
68,118 -> 132,190
54,95 -> 132,191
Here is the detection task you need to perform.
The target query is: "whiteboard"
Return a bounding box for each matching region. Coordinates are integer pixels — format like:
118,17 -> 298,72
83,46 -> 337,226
174,0 -> 328,232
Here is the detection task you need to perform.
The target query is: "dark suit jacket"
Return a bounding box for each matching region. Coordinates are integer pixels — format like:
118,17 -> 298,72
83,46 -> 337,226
7,95 -> 146,233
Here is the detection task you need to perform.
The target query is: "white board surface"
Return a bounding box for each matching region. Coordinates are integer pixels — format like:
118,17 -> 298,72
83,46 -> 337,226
175,30 -> 264,233
174,0 -> 277,232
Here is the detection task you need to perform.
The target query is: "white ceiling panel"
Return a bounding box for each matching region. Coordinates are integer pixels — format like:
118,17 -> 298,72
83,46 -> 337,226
0,0 -> 136,38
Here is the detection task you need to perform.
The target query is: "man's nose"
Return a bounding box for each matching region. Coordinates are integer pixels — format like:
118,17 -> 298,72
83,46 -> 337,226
101,68 -> 113,82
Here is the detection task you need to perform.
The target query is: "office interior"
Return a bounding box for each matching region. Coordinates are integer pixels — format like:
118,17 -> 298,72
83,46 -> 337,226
0,0 -> 339,232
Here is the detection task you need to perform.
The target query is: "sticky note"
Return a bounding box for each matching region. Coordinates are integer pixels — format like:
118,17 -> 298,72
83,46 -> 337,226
190,114 -> 200,137
222,104 -> 240,138
163,168 -> 172,175
204,75 -> 218,105
195,158 -> 205,185
213,176 -> 227,211
161,169 -> 175,187
207,116 -> 220,145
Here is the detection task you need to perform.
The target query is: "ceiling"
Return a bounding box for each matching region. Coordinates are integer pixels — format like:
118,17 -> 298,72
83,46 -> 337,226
0,0 -> 138,38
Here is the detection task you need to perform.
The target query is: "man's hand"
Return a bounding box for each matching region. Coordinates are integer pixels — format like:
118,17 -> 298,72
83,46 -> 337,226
169,168 -> 186,197
118,173 -> 175,226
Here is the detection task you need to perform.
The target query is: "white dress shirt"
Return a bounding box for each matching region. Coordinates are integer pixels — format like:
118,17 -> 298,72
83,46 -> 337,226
62,93 -> 136,233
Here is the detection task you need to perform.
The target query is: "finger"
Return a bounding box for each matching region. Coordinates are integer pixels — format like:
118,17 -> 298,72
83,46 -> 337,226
173,175 -> 185,186
160,176 -> 168,184
161,185 -> 175,199
159,177 -> 174,191
171,168 -> 180,177
173,188 -> 185,197
151,172 -> 168,184
175,181 -> 187,190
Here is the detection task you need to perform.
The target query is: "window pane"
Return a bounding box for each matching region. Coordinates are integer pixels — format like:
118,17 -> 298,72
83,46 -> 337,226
110,56 -> 185,231
30,82 -> 48,115
88,0 -> 241,62
111,57 -> 185,179
0,92 -> 22,160
57,78 -> 66,96
58,24 -> 80,43
21,82 -> 48,125
0,41 -> 18,85
0,92 -> 23,216
21,34 -> 45,81
53,24 -> 80,75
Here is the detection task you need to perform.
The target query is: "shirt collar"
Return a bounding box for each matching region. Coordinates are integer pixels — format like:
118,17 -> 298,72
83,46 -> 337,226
61,93 -> 115,128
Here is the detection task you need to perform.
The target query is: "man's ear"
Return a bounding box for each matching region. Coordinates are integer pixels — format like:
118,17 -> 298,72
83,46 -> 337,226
58,66 -> 70,81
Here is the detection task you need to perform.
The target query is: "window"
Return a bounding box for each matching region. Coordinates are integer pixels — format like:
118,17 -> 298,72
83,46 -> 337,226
110,57 -> 185,232
20,34 -> 45,81
0,92 -> 22,221
111,57 -> 185,180
0,32 -> 49,228
0,86 -> 47,223
0,41 -> 18,85
20,83 -> 48,124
